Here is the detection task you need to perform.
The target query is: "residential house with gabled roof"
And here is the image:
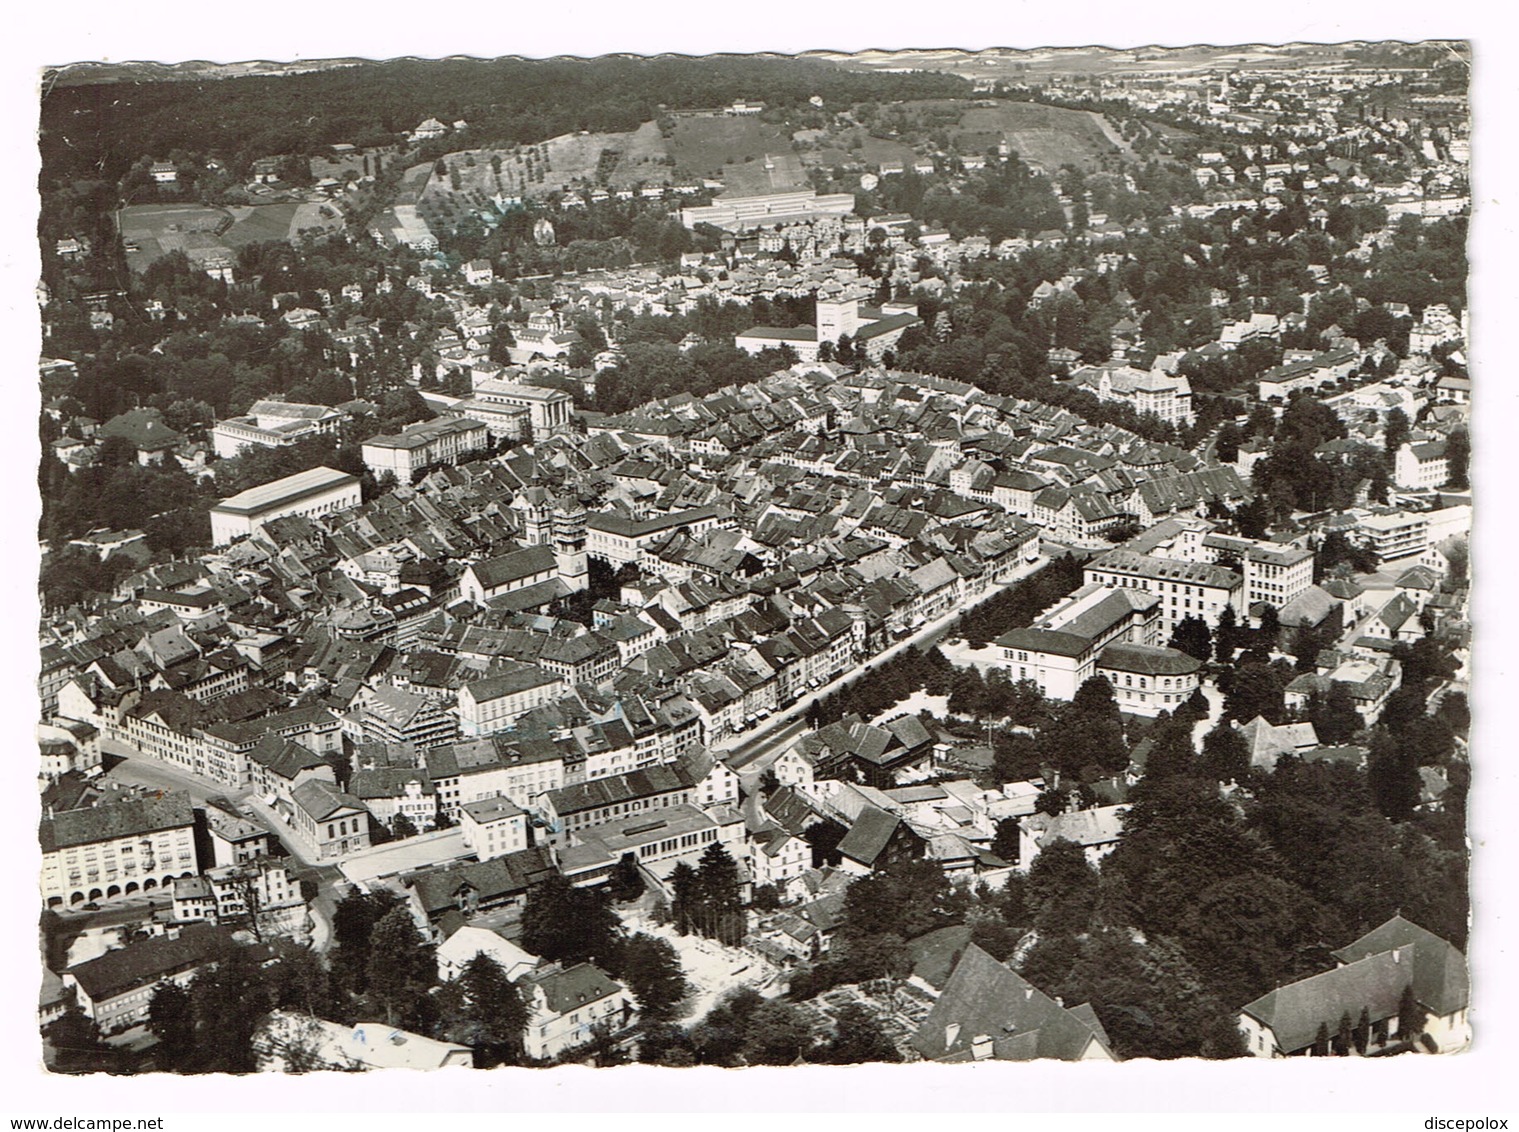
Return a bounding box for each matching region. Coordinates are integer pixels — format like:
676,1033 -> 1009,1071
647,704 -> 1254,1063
835,804 -> 927,875
350,766 -> 438,833
519,962 -> 635,1061
247,733 -> 333,806
1239,915 -> 1469,1057
1017,806 -> 1127,871
99,408 -> 184,466
435,923 -> 539,983
794,713 -> 935,789
402,846 -> 558,931
912,944 -> 1116,1062
1238,716 -> 1320,772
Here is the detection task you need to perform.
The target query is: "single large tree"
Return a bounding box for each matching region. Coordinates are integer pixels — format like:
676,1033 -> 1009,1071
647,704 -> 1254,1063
366,906 -> 437,1026
147,982 -> 196,1070
186,940 -> 277,1073
455,953 -> 529,1065
740,1000 -> 816,1066
1200,723 -> 1250,783
1025,837 -> 1100,936
521,873 -> 624,969
620,934 -> 689,1025
1444,428 -> 1470,491
818,1001 -> 902,1064
1168,614 -> 1213,662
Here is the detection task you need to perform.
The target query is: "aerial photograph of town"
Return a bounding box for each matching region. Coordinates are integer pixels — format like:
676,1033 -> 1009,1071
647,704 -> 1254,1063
31,36 -> 1474,1082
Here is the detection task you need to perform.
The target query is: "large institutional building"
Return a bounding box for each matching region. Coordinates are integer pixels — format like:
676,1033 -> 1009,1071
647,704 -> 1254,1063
40,790 -> 198,908
678,189 -> 856,232
209,466 -> 362,546
361,416 -> 491,484
1069,361 -> 1195,427
210,400 -> 348,459
736,292 -> 922,363
453,377 -> 575,439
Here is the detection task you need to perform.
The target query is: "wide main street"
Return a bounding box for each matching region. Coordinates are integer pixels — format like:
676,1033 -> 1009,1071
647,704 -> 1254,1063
722,552 -> 1050,773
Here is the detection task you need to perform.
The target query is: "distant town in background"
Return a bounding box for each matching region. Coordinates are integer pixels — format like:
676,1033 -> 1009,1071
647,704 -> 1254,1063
35,41 -> 1469,1073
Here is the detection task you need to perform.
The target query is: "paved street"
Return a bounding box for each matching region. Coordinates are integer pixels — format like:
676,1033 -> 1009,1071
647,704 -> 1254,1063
723,555 -> 1049,772
99,736 -> 254,805
96,738 -> 340,948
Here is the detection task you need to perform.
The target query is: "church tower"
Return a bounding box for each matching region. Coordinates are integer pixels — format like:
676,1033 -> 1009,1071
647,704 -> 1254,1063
518,486 -> 554,548
552,498 -> 589,594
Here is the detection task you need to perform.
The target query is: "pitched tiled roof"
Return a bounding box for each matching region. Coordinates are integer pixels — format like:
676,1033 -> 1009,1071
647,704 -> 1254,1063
404,847 -> 557,916
522,962 -> 626,1015
1096,642 -> 1201,677
912,944 -> 1112,1061
1329,915 -> 1469,1017
67,924 -> 235,1002
40,790 -> 195,853
1241,947 -> 1418,1054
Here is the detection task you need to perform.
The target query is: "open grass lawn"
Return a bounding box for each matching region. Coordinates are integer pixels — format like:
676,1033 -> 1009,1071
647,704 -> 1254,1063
670,115 -> 796,180
855,135 -> 918,166
956,102 -> 1124,171
222,203 -> 301,245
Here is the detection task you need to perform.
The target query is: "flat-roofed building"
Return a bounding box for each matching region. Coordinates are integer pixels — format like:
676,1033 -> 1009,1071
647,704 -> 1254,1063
1357,511 -> 1431,564
211,401 -> 348,459
678,189 -> 855,232
209,466 -> 361,546
361,416 -> 490,484
459,794 -> 530,860
255,1013 -> 472,1071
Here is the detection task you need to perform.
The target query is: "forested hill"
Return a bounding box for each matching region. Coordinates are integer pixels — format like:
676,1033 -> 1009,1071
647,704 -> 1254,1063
39,55 -> 972,185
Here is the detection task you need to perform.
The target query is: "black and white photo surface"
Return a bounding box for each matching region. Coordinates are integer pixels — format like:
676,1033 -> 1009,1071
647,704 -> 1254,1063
33,40 -> 1472,1075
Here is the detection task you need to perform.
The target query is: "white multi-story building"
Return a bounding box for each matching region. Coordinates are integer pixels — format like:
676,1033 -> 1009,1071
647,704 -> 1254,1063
423,740 -> 567,819
457,668 -> 568,737
585,506 -> 722,567
210,401 -> 348,459
1393,440 -> 1451,490
1198,534 -> 1316,610
519,963 -> 634,1061
459,795 -> 530,860
361,416 -> 490,484
994,584 -> 1163,703
1084,549 -> 1243,632
209,466 -> 361,546
1357,511 -> 1431,564
465,378 -> 574,437
1070,362 -> 1195,426
41,791 -> 199,908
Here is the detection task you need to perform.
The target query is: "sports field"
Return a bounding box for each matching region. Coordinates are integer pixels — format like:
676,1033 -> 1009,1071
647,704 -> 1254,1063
118,203 -> 231,272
